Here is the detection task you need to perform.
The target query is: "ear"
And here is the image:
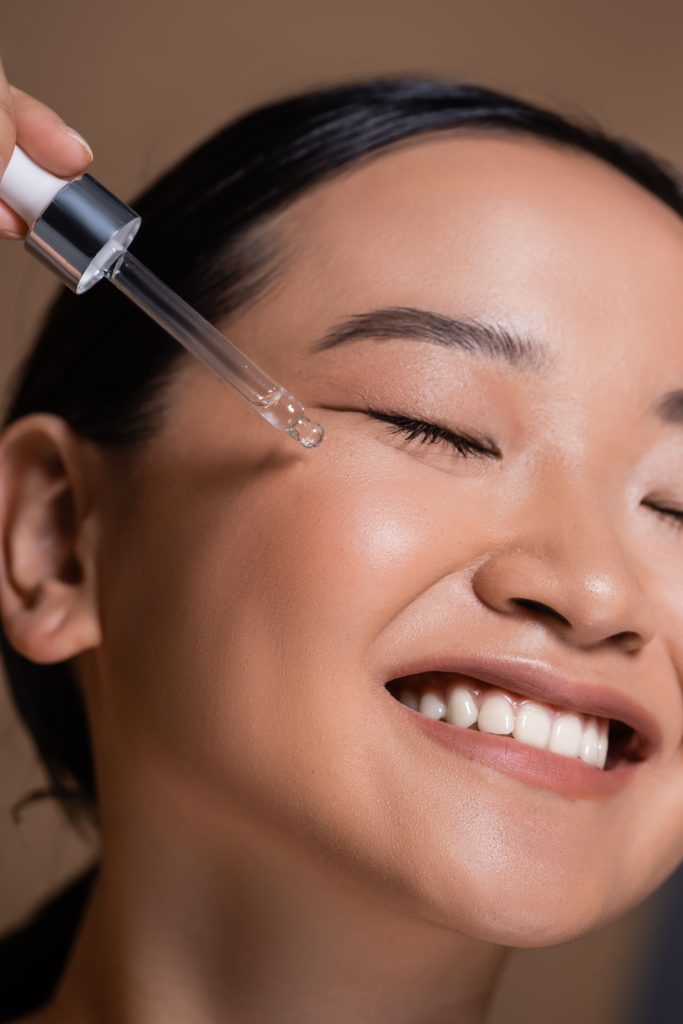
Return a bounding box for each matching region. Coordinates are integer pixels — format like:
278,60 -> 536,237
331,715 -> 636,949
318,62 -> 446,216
0,413 -> 103,664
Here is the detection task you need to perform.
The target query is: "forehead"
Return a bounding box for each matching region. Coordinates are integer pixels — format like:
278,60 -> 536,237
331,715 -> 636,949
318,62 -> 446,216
229,134 -> 683,397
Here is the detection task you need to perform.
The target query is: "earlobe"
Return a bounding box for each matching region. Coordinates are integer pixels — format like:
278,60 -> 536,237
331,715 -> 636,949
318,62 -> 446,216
0,414 -> 103,665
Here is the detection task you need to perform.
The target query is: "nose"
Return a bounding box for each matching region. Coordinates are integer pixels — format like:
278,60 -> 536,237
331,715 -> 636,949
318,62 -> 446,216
470,475 -> 658,653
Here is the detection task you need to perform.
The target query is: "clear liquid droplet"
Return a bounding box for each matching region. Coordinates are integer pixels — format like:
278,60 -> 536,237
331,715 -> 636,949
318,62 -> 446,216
287,416 -> 325,448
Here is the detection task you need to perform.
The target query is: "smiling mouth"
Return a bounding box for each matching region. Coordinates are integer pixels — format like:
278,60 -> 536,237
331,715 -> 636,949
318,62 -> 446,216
384,672 -> 646,772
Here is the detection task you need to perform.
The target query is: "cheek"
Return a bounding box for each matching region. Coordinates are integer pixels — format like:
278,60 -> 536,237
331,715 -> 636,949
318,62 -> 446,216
101,441 -> 442,748
239,437 -> 502,683
622,566 -> 683,888
655,572 -> 683,669
99,438 -> 476,836
253,458 -> 436,648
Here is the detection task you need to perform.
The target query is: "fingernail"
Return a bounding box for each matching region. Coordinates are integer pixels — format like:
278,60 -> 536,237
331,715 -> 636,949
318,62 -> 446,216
62,125 -> 94,161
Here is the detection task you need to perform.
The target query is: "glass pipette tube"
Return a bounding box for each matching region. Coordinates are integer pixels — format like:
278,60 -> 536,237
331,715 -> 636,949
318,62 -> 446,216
0,145 -> 324,446
105,249 -> 324,448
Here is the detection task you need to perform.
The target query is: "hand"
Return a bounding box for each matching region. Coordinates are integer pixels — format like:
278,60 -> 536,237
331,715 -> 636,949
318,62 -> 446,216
0,56 -> 93,239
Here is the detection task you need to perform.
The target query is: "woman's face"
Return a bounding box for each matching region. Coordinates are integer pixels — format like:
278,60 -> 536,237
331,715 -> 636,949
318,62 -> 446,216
91,134 -> 683,945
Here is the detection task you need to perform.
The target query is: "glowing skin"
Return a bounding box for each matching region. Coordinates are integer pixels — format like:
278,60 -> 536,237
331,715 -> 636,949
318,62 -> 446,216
2,133 -> 683,1024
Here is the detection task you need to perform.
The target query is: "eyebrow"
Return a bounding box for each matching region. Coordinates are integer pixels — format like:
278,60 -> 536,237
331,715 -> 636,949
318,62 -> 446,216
310,305 -> 683,433
309,306 -> 552,372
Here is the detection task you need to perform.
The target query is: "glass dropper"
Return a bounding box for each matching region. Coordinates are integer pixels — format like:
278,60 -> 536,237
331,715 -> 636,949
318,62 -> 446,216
105,248 -> 324,448
0,145 -> 325,449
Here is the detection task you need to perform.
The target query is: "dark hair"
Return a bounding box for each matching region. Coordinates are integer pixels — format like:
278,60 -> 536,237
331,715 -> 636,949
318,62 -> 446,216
1,75 -> 682,1020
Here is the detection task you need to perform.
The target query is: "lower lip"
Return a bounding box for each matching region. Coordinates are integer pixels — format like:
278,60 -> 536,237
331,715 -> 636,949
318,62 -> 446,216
385,692 -> 642,800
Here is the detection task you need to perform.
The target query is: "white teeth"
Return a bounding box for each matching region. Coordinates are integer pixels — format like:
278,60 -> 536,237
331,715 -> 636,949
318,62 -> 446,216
394,677 -> 616,770
446,684 -> 478,728
548,712 -> 584,758
578,717 -> 600,767
478,691 -> 514,735
419,690 -> 447,720
596,720 -> 609,770
512,701 -> 552,749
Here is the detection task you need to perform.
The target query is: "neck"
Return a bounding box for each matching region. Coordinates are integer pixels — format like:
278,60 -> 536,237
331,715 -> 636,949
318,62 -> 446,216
41,798 -> 509,1024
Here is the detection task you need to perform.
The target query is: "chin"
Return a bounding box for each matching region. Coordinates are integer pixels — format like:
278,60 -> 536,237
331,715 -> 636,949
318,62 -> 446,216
410,878 -> 620,948
356,834 -> 633,949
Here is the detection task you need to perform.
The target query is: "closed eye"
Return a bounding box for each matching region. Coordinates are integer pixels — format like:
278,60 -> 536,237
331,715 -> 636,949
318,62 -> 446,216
365,410 -> 500,459
643,502 -> 683,531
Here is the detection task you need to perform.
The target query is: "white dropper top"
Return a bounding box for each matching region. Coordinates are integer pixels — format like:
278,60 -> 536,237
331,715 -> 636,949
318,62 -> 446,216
0,145 -> 69,226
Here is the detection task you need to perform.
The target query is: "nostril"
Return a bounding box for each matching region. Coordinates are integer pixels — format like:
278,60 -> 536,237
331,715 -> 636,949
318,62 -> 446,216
512,598 -> 570,626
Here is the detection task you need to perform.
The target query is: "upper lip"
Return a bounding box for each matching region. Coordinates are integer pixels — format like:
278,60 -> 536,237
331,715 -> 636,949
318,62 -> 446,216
383,654 -> 664,759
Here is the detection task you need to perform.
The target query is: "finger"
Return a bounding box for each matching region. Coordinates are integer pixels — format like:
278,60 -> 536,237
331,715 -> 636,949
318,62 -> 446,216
10,84 -> 93,178
0,197 -> 27,238
0,57 -> 17,178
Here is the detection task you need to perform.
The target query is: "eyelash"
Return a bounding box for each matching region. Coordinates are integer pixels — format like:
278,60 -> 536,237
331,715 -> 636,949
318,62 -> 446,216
645,503 -> 683,532
366,410 -> 498,459
366,410 -> 683,531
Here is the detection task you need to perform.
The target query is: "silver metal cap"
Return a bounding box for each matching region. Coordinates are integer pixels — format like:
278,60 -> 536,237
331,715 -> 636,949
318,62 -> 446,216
24,174 -> 141,294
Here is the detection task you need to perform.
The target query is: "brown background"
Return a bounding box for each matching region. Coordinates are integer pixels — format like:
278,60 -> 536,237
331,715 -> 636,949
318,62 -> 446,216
1,2 -> 681,1021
